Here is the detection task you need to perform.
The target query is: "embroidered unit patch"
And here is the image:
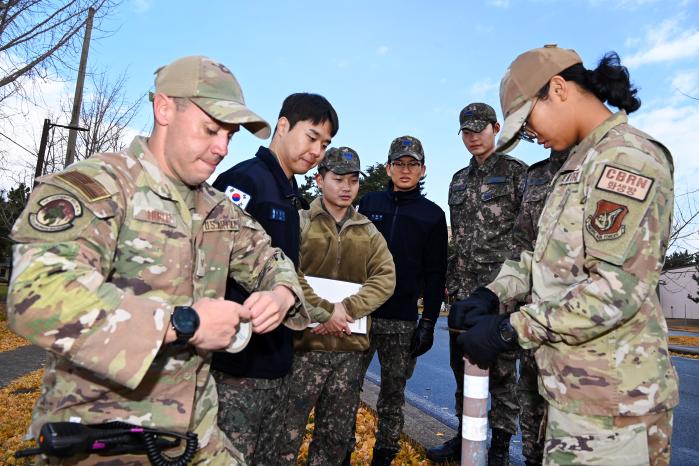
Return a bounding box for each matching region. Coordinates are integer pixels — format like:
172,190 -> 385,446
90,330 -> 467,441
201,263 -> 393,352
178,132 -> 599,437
585,199 -> 629,241
29,194 -> 83,232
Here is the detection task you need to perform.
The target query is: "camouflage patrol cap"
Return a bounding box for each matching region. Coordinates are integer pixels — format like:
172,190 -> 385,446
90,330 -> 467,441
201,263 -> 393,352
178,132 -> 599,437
388,135 -> 425,162
152,56 -> 271,139
319,147 -> 365,175
458,103 -> 497,134
497,44 -> 582,153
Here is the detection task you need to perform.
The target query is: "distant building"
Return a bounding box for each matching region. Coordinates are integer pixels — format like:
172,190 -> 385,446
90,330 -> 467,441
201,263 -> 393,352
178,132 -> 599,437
659,265 -> 699,320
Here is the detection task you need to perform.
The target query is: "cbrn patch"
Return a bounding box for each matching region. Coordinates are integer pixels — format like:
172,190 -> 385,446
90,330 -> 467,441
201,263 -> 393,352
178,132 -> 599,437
596,165 -> 654,201
29,194 -> 83,232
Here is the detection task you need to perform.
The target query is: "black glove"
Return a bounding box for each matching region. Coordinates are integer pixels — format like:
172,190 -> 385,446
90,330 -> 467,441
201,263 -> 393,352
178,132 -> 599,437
409,318 -> 435,358
448,287 -> 500,331
456,314 -> 519,369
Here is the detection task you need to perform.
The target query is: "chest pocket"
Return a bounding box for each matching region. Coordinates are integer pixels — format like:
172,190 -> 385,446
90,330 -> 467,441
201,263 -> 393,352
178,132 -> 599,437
481,177 -> 513,203
448,183 -> 468,206
116,206 -> 187,293
533,183 -> 572,262
197,217 -> 239,296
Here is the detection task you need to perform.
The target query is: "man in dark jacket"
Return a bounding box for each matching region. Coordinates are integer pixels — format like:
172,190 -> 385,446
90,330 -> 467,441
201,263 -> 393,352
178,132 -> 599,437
358,135 -> 448,466
211,93 -> 338,464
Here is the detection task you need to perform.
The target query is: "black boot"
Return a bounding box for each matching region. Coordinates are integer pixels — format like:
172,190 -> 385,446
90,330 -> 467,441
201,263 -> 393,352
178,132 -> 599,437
426,435 -> 461,463
488,428 -> 512,466
371,447 -> 397,466
341,449 -> 352,466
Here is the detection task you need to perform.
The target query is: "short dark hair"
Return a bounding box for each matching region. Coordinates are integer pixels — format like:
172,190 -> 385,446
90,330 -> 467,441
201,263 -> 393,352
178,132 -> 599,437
278,93 -> 339,137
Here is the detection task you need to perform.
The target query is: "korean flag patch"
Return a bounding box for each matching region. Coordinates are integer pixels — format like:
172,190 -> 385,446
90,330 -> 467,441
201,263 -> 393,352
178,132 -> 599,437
224,186 -> 251,210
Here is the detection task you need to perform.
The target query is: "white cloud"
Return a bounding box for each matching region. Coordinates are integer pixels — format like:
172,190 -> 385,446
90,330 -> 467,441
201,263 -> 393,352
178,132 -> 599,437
468,78 -> 499,100
671,69 -> 699,98
625,18 -> 699,67
631,102 -> 699,189
377,45 -> 389,56
631,100 -> 699,252
133,0 -> 152,14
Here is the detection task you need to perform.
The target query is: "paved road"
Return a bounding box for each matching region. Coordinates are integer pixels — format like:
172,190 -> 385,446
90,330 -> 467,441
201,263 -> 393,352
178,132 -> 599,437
366,316 -> 699,466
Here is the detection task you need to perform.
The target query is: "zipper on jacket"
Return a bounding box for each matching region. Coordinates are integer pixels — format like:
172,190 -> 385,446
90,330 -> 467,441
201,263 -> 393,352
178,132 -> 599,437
389,201 -> 400,247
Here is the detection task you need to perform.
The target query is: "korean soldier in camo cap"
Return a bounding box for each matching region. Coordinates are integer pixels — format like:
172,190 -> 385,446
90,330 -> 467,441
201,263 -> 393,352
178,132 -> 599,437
7,55 -> 309,465
278,146 -> 395,465
427,103 -> 527,464
358,135 -> 448,466
451,45 -> 679,465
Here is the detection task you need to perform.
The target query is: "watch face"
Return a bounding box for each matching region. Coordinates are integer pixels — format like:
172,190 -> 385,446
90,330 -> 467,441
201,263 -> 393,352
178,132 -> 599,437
173,307 -> 197,335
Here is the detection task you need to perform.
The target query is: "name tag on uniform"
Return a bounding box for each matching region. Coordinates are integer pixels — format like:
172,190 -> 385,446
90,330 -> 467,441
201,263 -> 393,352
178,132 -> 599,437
203,219 -> 236,231
369,213 -> 384,222
486,176 -> 507,184
527,177 -> 548,186
224,186 -> 251,210
596,165 -> 654,201
559,170 -> 581,185
270,208 -> 286,222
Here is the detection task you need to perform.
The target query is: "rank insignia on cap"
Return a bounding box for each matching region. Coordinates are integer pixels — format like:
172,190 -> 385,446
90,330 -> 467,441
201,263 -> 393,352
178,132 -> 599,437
402,139 -> 411,146
224,186 -> 251,210
29,194 -> 82,232
585,199 -> 629,241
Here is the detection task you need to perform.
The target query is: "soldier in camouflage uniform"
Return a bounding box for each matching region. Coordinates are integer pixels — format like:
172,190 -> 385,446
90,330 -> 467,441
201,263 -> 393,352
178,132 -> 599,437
511,149 -> 569,466
279,148 -> 396,465
428,103 -> 527,465
357,135 -> 448,466
7,55 -> 309,465
453,45 -> 679,466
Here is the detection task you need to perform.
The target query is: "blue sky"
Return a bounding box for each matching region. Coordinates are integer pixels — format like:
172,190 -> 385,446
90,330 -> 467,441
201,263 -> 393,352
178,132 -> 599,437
4,0 -> 699,248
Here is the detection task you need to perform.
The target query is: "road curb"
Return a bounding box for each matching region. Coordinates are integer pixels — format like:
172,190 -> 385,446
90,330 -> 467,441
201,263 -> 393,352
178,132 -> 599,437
360,377 -> 456,452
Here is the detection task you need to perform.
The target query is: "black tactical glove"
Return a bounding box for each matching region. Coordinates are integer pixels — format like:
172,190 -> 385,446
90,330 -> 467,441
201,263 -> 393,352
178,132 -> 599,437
456,314 -> 519,369
447,287 -> 500,331
409,318 -> 435,358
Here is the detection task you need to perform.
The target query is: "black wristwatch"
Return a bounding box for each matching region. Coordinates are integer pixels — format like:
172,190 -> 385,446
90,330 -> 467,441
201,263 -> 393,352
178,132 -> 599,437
498,316 -> 517,344
171,306 -> 200,346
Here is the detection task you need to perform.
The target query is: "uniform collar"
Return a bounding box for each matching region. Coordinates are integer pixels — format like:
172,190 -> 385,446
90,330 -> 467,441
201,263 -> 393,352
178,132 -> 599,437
309,197 -> 368,228
128,136 -> 222,217
385,182 -> 422,203
469,151 -> 501,175
255,146 -> 301,199
561,111 -> 627,172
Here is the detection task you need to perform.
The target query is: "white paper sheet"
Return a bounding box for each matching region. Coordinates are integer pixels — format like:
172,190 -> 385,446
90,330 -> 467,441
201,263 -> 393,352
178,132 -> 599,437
305,276 -> 367,334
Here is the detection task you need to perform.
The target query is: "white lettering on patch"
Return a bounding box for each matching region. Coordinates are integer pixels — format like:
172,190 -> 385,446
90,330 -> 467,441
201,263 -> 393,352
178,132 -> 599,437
596,165 -> 654,201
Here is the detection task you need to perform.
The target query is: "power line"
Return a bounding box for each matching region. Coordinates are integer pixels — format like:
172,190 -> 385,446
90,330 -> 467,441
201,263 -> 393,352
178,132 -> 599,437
0,131 -> 35,156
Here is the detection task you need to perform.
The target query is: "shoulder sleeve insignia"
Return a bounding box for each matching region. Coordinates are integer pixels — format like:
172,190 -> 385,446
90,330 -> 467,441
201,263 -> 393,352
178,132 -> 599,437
585,199 -> 629,241
595,165 -> 654,201
29,194 -> 83,232
224,185 -> 251,210
56,171 -> 110,201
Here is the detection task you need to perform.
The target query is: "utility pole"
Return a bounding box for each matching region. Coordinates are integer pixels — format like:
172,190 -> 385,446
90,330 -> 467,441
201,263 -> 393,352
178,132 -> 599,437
35,120 -> 89,187
64,7 -> 95,167
35,119 -> 52,185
